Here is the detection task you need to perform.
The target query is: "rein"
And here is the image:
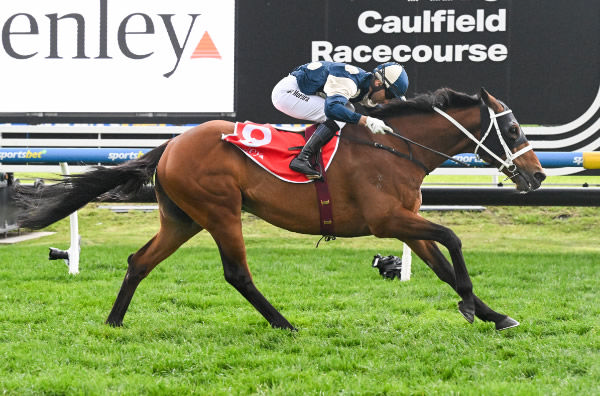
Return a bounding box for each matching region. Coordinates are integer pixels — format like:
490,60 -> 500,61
341,123 -> 472,175
385,128 -> 472,168
340,132 -> 432,175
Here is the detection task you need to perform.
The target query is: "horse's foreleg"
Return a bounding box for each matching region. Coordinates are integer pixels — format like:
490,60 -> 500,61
372,210 -> 475,323
106,217 -> 201,327
211,221 -> 296,331
406,239 -> 519,330
434,225 -> 476,323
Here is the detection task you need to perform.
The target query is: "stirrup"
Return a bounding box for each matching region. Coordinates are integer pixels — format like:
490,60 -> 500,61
289,157 -> 322,179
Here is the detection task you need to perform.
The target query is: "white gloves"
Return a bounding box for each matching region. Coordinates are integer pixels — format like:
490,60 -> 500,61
365,116 -> 392,134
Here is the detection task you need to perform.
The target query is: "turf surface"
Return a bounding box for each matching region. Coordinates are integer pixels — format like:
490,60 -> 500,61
2,205 -> 599,394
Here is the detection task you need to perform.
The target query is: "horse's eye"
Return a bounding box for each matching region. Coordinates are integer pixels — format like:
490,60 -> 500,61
508,125 -> 520,139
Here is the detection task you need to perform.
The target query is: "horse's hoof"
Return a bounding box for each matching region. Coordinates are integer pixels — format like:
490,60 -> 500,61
272,322 -> 297,332
496,316 -> 520,331
458,300 -> 474,324
105,318 -> 123,327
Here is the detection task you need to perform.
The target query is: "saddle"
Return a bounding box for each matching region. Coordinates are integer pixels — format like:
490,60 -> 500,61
222,122 -> 338,237
222,122 -> 340,183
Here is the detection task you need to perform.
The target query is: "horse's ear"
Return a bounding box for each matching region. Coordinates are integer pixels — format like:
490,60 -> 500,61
480,87 -> 489,101
480,87 -> 503,112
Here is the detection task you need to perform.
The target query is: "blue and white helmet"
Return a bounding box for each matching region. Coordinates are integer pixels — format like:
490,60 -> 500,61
373,62 -> 409,99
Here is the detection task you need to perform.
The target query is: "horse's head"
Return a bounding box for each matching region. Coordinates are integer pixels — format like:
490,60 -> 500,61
477,88 -> 546,192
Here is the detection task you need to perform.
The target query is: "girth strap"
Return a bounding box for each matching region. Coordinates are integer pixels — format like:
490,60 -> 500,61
304,126 -> 336,239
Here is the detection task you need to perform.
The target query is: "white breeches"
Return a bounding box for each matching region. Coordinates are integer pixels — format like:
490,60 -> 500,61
271,75 -> 347,129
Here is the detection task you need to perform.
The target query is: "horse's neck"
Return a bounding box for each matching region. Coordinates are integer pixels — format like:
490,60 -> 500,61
393,108 -> 480,171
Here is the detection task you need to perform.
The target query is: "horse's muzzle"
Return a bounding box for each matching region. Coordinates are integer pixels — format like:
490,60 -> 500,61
534,171 -> 546,185
514,170 -> 546,192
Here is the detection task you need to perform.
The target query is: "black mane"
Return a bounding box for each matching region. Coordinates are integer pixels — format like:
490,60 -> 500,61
368,88 -> 481,118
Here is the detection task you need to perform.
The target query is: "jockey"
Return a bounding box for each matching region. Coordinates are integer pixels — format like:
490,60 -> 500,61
272,61 -> 409,179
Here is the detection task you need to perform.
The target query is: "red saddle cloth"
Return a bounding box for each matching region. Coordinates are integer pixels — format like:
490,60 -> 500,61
222,122 -> 340,183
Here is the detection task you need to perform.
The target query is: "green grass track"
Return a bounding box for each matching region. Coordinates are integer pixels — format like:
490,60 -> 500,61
0,206 -> 598,395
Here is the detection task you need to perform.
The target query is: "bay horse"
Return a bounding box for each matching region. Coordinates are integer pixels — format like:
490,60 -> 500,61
14,88 -> 546,331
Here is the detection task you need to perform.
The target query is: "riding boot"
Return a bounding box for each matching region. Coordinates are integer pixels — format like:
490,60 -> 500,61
290,119 -> 338,179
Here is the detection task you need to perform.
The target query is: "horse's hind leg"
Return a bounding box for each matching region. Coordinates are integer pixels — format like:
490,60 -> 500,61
176,194 -> 295,330
213,220 -> 296,330
106,198 -> 201,327
406,239 -> 519,330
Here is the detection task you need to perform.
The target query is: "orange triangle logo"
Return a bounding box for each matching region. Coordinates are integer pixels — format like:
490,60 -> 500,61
191,31 -> 221,59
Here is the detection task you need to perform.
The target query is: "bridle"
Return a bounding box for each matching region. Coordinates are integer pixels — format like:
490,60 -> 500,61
432,102 -> 532,175
346,99 -> 532,177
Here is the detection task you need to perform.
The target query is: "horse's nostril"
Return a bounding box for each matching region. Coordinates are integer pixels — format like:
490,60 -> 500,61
534,172 -> 546,183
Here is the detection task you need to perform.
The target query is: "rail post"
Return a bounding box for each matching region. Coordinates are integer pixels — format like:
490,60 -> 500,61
48,162 -> 80,274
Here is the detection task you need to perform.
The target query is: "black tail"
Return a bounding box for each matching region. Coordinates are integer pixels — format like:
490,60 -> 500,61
14,142 -> 169,230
